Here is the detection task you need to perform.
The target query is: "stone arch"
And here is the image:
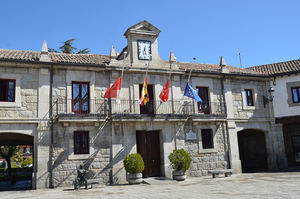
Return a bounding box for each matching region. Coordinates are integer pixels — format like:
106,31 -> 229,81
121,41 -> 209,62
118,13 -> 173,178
0,132 -> 33,146
237,129 -> 268,172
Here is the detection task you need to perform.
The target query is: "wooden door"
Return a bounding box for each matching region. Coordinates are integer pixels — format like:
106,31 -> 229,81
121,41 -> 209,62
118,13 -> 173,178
136,131 -> 161,178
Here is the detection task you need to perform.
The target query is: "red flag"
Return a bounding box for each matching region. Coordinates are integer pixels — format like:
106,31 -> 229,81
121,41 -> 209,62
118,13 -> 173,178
140,76 -> 149,106
104,76 -> 122,98
159,79 -> 169,102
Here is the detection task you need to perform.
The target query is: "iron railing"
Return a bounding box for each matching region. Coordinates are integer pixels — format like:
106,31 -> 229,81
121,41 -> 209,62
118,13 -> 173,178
53,98 -> 225,116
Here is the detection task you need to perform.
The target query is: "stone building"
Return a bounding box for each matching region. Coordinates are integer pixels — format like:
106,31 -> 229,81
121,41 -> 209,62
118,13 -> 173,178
0,20 -> 288,189
249,60 -> 300,167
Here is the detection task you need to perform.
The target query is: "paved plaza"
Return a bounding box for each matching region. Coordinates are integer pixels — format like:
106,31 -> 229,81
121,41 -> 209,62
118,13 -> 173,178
2,172 -> 300,199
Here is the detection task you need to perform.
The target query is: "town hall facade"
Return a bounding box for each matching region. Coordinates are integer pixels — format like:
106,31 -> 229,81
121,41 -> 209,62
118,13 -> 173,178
0,20 -> 295,189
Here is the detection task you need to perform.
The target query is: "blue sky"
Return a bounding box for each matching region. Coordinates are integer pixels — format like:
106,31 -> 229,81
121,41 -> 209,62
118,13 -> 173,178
0,0 -> 299,67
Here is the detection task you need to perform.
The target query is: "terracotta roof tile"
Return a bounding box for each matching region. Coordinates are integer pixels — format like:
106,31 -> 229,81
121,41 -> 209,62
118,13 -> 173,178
0,49 -> 273,76
0,49 -> 110,65
248,59 -> 300,76
177,62 -> 264,76
0,49 -> 40,61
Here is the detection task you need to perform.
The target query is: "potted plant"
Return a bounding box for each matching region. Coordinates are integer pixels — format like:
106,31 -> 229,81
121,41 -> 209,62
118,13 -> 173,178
168,149 -> 192,181
123,153 -> 144,184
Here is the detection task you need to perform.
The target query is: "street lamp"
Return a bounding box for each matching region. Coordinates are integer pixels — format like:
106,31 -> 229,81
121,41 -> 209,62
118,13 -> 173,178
263,87 -> 275,108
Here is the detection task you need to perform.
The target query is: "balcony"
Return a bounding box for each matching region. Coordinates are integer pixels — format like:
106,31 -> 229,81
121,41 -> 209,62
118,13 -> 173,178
53,99 -> 226,121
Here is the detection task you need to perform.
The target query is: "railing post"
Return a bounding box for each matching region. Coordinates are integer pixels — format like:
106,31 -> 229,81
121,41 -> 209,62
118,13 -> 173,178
56,99 -> 58,116
192,100 -> 195,114
171,100 -> 175,114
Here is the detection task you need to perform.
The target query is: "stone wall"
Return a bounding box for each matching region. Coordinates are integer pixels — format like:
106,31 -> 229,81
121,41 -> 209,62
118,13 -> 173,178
184,122 -> 228,177
0,66 -> 39,118
230,80 -> 269,119
52,122 -> 111,187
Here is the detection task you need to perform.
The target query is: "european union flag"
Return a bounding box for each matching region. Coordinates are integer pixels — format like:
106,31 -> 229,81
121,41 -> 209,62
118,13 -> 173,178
184,82 -> 203,102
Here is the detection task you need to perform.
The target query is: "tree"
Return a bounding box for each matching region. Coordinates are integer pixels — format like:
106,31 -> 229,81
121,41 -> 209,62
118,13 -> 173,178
11,146 -> 22,168
0,146 -> 20,178
49,38 -> 90,54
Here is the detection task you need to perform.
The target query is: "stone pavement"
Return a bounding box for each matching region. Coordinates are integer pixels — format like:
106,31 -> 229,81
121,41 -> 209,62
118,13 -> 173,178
2,172 -> 300,199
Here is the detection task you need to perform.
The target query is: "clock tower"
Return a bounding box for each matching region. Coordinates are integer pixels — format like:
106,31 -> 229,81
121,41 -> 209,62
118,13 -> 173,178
123,20 -> 164,68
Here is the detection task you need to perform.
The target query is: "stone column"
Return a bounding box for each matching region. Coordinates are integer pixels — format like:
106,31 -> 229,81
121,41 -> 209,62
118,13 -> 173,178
36,124 -> 50,188
265,122 -> 288,170
38,68 -> 50,118
224,79 -> 242,173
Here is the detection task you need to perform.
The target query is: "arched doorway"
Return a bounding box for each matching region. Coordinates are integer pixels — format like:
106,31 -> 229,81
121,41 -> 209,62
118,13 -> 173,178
0,133 -> 34,190
237,129 -> 268,173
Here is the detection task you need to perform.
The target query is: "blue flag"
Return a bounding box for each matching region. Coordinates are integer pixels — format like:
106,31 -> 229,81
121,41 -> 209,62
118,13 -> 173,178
184,82 -> 203,102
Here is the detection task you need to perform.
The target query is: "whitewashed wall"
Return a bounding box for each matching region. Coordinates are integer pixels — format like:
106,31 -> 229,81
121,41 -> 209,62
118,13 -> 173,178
273,74 -> 300,118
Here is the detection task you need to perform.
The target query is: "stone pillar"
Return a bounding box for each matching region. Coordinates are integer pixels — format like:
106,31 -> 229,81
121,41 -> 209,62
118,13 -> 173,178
227,123 -> 242,173
36,124 -> 50,188
38,68 -> 50,118
265,122 -> 288,170
265,81 -> 288,170
224,79 -> 242,173
111,122 -> 125,184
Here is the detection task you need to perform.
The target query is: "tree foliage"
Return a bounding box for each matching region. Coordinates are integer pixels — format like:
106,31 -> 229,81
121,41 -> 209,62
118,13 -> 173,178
21,157 -> 33,168
49,38 -> 90,54
0,146 -> 19,176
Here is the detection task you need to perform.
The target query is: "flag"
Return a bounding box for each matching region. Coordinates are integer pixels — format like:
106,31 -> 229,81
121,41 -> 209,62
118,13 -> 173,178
184,82 -> 202,102
104,76 -> 122,98
159,79 -> 169,102
140,76 -> 149,106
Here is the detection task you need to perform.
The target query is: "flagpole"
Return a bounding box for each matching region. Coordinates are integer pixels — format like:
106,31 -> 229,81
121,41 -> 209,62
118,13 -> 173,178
145,54 -> 151,77
187,57 -> 196,83
117,51 -> 127,101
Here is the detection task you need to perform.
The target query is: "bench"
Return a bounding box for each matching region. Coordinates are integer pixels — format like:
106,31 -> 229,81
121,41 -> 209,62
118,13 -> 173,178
86,179 -> 101,189
208,169 -> 233,178
74,179 -> 101,190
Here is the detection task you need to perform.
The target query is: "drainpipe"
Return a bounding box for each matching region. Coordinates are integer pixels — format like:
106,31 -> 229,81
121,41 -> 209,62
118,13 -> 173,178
220,75 -> 232,169
108,71 -> 113,184
49,65 -> 54,188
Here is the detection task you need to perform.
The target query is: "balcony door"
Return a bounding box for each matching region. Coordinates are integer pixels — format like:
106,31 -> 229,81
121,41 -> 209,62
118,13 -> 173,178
139,84 -> 154,114
197,87 -> 210,114
72,82 -> 89,114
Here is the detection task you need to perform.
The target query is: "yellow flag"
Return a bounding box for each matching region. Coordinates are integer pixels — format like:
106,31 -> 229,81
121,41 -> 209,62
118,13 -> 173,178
140,76 -> 149,106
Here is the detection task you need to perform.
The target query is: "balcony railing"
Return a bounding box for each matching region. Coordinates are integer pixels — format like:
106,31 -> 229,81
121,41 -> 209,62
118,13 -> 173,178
53,99 -> 225,117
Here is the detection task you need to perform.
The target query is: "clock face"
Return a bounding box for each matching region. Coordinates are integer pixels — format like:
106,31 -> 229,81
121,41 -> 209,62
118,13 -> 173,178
138,40 -> 151,60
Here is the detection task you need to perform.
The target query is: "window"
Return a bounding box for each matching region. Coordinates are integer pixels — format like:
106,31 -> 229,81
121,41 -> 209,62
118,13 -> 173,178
201,129 -> 214,149
74,131 -> 89,154
72,82 -> 89,114
0,79 -> 15,102
197,87 -> 210,114
291,87 -> 300,103
245,89 -> 254,106
139,84 -> 154,115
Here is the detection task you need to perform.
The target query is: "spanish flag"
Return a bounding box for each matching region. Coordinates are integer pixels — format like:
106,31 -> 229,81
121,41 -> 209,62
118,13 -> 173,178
140,76 -> 149,106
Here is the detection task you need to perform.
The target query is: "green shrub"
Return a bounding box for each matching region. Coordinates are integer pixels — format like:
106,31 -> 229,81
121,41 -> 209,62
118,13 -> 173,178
21,157 -> 33,168
0,161 -> 5,168
168,149 -> 192,171
123,153 -> 144,174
